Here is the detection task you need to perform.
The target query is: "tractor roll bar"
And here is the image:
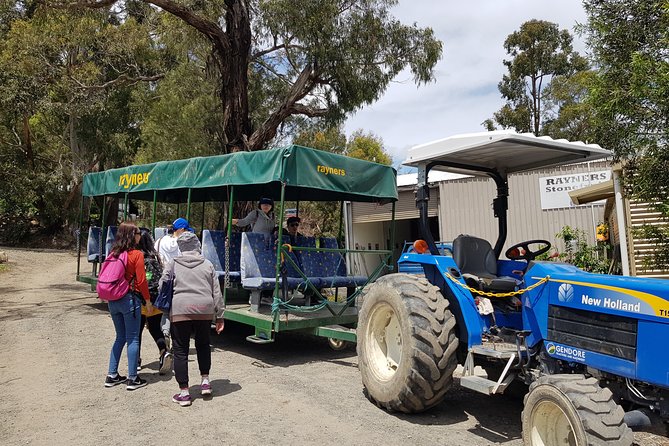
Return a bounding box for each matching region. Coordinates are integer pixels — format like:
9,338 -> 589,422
417,161 -> 509,259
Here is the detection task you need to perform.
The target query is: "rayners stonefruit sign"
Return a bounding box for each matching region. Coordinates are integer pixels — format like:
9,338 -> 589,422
539,170 -> 611,210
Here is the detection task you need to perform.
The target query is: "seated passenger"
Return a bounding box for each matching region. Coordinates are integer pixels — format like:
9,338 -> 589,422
282,216 -> 303,245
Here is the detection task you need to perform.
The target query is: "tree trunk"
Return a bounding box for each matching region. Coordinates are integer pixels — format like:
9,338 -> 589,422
219,0 -> 252,152
21,115 -> 35,170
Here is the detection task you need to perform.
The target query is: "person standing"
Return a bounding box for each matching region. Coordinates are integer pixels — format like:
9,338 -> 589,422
155,218 -> 194,264
104,222 -> 151,391
232,198 -> 275,236
137,229 -> 173,375
161,232 -> 224,407
154,218 -> 193,338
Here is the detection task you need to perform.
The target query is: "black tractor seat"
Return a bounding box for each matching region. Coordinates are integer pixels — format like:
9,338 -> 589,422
452,234 -> 519,293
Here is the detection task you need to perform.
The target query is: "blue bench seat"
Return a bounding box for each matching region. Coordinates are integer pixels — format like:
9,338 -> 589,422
241,232 -> 314,291
301,237 -> 368,288
202,230 -> 242,283
87,226 -> 102,263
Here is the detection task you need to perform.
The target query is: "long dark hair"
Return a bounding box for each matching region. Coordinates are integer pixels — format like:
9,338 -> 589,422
137,228 -> 158,259
111,222 -> 139,257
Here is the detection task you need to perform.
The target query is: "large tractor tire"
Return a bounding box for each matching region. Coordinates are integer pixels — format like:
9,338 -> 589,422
356,273 -> 458,413
522,374 -> 633,446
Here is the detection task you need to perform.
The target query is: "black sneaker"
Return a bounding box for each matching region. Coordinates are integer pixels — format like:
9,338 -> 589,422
137,358 -> 142,372
104,374 -> 127,387
126,376 -> 148,391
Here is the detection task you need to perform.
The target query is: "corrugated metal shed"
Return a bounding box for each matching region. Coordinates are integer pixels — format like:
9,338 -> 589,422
439,162 -> 609,251
350,161 -> 610,252
352,188 -> 438,223
628,202 -> 669,278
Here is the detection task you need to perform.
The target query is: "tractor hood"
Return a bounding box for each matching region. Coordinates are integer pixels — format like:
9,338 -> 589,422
403,131 -> 611,176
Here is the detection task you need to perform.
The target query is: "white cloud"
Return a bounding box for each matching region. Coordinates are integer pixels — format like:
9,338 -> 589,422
344,0 -> 589,166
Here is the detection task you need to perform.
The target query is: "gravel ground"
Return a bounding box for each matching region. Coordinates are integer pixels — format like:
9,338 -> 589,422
0,248 -> 666,446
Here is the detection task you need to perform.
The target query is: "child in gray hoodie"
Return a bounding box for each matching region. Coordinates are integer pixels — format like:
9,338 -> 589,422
161,231 -> 225,406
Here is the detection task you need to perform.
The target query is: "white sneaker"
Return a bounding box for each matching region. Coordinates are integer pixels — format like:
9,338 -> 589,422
159,352 -> 173,375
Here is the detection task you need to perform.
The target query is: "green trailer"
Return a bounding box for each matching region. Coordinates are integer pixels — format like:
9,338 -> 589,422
76,145 -> 398,345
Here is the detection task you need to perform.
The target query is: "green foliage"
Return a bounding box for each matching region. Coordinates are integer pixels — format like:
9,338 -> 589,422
293,125 -> 346,153
486,19 -> 589,136
257,0 -> 442,121
582,0 -> 669,264
634,224 -> 669,272
555,225 -> 609,273
346,129 -> 392,165
541,70 -> 598,142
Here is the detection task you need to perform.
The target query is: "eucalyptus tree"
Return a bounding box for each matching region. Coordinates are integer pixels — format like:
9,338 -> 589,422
66,0 -> 442,152
0,3 -> 162,238
484,19 -> 588,136
582,0 -> 669,268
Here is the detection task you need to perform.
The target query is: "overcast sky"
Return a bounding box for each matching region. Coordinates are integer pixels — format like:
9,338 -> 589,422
343,0 -> 589,171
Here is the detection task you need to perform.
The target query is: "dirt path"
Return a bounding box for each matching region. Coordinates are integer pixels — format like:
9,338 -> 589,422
0,248 -> 666,446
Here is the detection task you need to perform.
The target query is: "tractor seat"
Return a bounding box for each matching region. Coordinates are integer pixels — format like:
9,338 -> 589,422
452,235 -> 519,293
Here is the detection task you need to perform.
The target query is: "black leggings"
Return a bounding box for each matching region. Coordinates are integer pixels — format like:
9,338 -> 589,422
171,319 -> 211,388
139,313 -> 167,355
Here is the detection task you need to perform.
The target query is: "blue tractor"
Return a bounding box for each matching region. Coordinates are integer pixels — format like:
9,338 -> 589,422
356,132 -> 669,446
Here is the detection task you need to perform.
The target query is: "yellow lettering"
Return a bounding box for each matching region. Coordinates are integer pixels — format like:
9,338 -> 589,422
316,164 -> 346,177
118,171 -> 150,189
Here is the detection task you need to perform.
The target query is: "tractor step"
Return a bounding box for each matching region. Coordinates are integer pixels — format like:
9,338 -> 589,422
460,375 -> 511,395
471,342 -> 525,359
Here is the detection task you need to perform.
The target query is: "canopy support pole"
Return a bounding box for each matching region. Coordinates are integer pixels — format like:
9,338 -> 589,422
151,190 -> 157,234
200,201 -> 205,238
186,188 -> 192,220
273,183 -> 287,325
389,201 -> 396,271
100,196 -> 107,262
123,193 -> 128,220
76,194 -> 84,277
223,186 -> 235,306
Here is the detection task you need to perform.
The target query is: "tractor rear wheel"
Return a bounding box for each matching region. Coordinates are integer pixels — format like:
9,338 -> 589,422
522,374 -> 633,446
357,273 -> 458,413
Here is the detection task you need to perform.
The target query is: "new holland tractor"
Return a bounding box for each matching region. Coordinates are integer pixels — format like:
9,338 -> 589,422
356,131 -> 669,446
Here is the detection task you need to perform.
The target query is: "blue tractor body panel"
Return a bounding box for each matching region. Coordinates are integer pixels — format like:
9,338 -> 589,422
402,253 -> 669,389
523,261 -> 669,388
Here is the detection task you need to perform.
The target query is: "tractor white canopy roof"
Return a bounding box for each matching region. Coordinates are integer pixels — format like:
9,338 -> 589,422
403,131 -> 611,176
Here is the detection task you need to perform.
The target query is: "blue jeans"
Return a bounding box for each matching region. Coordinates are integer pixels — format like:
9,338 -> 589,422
107,292 -> 142,379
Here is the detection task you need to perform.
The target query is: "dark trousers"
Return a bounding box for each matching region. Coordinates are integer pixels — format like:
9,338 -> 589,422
171,319 -> 211,388
139,313 -> 167,355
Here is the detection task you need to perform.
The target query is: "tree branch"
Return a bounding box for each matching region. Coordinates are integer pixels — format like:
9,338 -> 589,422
145,0 -> 227,43
247,65 -> 322,150
251,38 -> 304,60
45,0 -> 117,9
70,73 -> 165,90
292,103 -> 328,117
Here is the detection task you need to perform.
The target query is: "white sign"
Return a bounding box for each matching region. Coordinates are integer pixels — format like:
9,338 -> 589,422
539,170 -> 611,210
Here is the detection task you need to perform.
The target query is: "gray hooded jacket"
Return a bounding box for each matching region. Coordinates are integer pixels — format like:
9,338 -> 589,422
160,250 -> 224,323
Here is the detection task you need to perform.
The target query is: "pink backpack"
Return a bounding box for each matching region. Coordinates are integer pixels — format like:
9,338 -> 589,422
96,251 -> 130,301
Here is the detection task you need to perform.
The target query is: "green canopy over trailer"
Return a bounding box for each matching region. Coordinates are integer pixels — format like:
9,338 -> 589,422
77,145 -> 398,344
82,145 -> 397,203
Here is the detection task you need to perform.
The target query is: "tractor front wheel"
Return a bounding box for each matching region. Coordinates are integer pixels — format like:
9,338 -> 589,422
357,273 -> 458,413
522,374 -> 633,446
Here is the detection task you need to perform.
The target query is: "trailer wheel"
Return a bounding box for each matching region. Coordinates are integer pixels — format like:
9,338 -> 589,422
327,337 -> 349,351
357,273 -> 458,413
522,374 -> 633,446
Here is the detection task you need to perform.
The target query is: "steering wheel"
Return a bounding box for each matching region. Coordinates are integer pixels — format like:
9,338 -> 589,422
505,240 -> 552,261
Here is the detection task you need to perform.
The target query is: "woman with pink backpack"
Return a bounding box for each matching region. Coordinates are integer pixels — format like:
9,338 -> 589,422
98,222 -> 152,391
